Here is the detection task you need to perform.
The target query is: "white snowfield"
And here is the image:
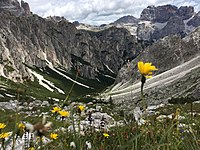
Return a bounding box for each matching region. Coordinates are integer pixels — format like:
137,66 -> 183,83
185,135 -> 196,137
101,55 -> 200,103
27,68 -> 65,94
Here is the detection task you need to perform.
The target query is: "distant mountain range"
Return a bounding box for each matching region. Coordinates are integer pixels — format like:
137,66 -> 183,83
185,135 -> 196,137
0,0 -> 199,107
76,5 -> 200,41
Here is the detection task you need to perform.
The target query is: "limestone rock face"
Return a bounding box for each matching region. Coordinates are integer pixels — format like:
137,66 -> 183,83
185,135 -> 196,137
21,0 -> 30,15
140,5 -> 194,23
140,5 -> 178,23
152,16 -> 185,39
0,12 -> 139,82
0,0 -> 31,16
178,6 -> 194,20
125,5 -> 196,41
187,11 -> 200,27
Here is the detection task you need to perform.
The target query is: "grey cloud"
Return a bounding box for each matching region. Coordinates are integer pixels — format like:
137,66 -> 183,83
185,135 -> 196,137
26,0 -> 200,25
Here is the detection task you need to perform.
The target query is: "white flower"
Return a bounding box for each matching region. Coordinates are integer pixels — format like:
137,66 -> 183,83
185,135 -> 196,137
133,107 -> 142,122
70,141 -> 76,148
86,141 -> 92,149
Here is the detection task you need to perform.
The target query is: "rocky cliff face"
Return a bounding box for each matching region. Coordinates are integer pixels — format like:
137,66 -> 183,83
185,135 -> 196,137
0,11 -> 140,82
187,11 -> 200,27
137,5 -> 196,40
140,5 -> 194,22
0,0 -> 31,16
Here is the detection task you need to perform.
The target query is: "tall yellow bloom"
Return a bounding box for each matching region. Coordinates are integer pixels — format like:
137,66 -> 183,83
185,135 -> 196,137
78,105 -> 85,112
50,133 -> 58,140
0,132 -> 10,139
138,61 -> 158,78
59,110 -> 70,117
0,123 -> 6,129
51,106 -> 61,113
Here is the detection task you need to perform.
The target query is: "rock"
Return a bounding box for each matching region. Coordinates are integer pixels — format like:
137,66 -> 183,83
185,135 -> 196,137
0,0 -> 30,16
137,5 -> 196,40
187,11 -> 200,27
178,6 -> 194,20
152,16 -> 185,39
140,5 -> 178,23
21,0 -> 31,15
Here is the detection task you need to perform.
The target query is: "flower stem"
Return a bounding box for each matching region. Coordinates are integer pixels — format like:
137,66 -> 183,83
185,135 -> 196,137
141,75 -> 146,111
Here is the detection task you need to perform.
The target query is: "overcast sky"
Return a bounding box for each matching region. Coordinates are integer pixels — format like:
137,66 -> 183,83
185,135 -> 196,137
25,0 -> 200,25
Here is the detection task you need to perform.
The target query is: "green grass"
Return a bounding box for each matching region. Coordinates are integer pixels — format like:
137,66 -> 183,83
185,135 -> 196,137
0,64 -> 115,102
1,101 -> 200,150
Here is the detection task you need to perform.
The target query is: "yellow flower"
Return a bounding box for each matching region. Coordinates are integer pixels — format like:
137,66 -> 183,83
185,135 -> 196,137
0,132 -> 10,139
50,133 -> 58,140
138,61 -> 158,78
18,123 -> 25,130
78,105 -> 85,112
51,106 -> 61,113
0,123 -> 6,129
59,110 -> 70,117
103,133 -> 109,138
28,147 -> 35,150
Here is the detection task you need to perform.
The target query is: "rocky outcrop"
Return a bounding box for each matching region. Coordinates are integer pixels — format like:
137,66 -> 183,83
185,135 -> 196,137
178,6 -> 194,20
152,16 -> 185,39
138,5 -> 197,40
140,5 -> 177,23
0,0 -> 31,16
187,11 -> 200,27
21,0 -> 30,15
140,5 -> 194,23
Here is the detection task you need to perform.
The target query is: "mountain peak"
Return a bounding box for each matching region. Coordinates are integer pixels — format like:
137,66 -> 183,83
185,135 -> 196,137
113,15 -> 139,24
140,4 -> 194,23
0,0 -> 31,16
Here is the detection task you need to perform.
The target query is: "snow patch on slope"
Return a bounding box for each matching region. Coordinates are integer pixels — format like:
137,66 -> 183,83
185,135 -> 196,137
27,68 -> 65,94
0,64 -> 6,77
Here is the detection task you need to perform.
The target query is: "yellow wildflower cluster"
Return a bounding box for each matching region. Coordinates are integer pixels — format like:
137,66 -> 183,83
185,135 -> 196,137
51,106 -> 70,118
